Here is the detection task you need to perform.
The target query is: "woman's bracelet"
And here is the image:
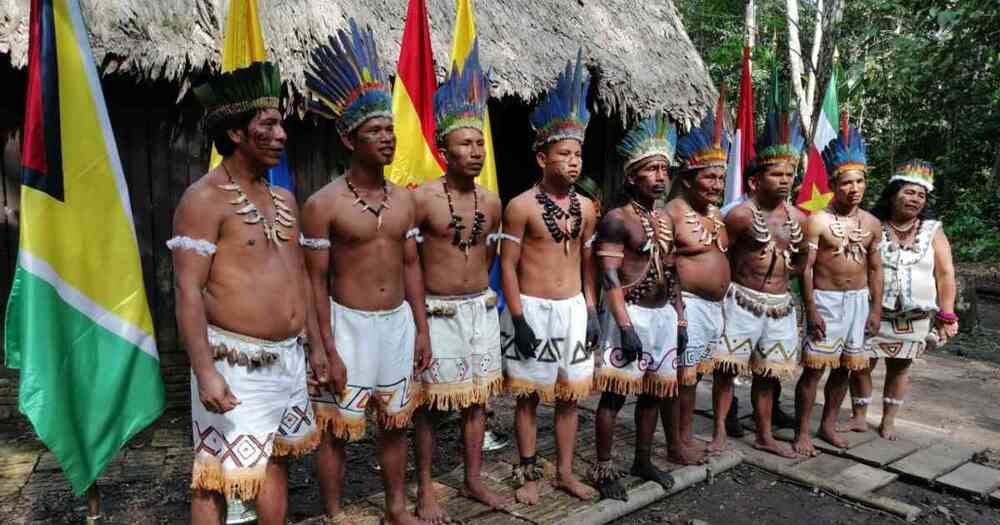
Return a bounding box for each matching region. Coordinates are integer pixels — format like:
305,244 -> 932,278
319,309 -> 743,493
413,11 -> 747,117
935,311 -> 959,324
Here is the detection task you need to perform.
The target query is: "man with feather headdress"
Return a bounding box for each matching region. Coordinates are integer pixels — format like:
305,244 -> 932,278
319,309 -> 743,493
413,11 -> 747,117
300,20 -> 431,525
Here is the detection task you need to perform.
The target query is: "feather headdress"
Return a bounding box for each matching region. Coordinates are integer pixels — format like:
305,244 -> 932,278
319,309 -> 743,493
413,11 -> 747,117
821,113 -> 867,180
194,62 -> 282,130
617,113 -> 677,172
529,49 -> 591,151
306,18 -> 393,135
434,39 -> 490,143
677,94 -> 730,170
754,108 -> 806,170
890,159 -> 934,192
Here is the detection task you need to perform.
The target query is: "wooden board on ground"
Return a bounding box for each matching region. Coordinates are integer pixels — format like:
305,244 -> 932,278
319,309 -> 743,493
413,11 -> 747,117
845,437 -> 924,467
888,441 -> 984,482
797,454 -> 898,494
813,429 -> 880,453
935,463 -> 1000,497
732,436 -> 810,469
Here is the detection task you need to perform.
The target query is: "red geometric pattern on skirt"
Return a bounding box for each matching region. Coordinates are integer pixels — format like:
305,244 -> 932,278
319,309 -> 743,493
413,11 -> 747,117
193,421 -> 272,469
279,404 -> 313,437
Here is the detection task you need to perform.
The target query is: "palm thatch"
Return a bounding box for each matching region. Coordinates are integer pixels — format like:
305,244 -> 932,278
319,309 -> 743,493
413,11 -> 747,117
0,0 -> 717,121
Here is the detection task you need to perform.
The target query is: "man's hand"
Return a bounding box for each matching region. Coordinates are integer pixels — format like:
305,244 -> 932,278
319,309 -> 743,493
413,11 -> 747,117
197,370 -> 240,413
326,339 -> 348,394
511,315 -> 538,359
586,307 -> 602,348
807,307 -> 827,341
865,310 -> 881,337
413,331 -> 432,375
307,342 -> 330,391
619,325 -> 642,364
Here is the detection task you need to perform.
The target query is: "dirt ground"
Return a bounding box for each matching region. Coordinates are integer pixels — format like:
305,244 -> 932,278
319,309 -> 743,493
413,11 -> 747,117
616,464 -> 1000,525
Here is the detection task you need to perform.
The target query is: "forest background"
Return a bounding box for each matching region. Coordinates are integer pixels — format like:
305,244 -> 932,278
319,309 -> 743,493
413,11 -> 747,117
676,0 -> 999,261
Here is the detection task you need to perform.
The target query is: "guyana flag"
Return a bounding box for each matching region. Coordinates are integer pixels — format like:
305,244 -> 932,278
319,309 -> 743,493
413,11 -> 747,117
386,0 -> 447,187
5,0 -> 164,494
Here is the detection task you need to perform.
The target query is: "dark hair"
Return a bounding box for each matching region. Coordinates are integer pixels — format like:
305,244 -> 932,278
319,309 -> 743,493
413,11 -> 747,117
208,111 -> 257,157
871,179 -> 936,222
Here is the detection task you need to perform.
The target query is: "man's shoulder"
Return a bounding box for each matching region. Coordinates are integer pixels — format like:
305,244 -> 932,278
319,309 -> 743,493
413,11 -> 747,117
858,209 -> 881,227
303,179 -> 343,212
178,171 -> 224,209
724,201 -> 753,222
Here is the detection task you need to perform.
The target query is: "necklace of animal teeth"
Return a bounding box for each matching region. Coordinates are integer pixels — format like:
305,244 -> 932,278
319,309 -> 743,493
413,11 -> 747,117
346,175 -> 391,231
828,206 -> 871,264
218,163 -> 294,244
683,202 -> 727,253
749,201 -> 803,271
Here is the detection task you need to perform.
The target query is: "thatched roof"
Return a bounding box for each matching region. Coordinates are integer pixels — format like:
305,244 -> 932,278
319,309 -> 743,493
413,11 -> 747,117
0,0 -> 717,121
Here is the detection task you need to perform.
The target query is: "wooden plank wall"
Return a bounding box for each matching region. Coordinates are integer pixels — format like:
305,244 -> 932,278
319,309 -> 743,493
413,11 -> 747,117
0,76 -> 626,419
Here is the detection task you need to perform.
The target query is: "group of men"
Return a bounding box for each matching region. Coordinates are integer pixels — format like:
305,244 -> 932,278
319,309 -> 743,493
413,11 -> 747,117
171,18 -> 887,525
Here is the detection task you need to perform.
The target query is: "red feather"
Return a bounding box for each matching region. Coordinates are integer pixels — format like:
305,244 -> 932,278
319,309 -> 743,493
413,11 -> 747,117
713,87 -> 726,146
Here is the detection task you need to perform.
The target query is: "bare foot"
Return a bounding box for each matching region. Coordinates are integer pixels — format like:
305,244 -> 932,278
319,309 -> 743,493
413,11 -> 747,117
514,480 -> 540,506
791,433 -> 817,457
836,416 -> 869,433
706,433 -> 728,455
554,472 -> 598,501
818,424 -> 849,449
878,418 -> 898,441
416,485 -> 449,525
753,436 -> 798,459
384,508 -> 428,525
668,445 -> 706,465
682,438 -> 707,454
630,461 -> 675,491
462,480 -> 511,511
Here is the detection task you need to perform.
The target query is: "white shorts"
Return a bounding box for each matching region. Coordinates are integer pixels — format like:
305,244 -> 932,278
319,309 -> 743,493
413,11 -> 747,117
595,303 -> 679,398
191,325 -> 318,500
311,300 -> 418,441
721,284 -> 800,379
868,311 -> 933,360
680,292 -> 723,375
803,289 -> 870,370
420,289 -> 503,410
501,294 -> 593,403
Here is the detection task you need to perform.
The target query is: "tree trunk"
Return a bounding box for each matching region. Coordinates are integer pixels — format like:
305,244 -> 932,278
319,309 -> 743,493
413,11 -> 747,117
785,0 -> 810,131
805,0 -> 824,112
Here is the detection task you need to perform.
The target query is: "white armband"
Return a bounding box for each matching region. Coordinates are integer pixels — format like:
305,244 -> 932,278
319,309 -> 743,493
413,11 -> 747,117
166,236 -> 216,257
499,233 -> 521,245
487,232 -> 502,245
584,233 -> 597,249
405,227 -> 424,243
299,234 -> 331,250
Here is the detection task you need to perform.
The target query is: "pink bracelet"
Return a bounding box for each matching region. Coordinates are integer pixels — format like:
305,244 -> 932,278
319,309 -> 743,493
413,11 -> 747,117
935,311 -> 958,324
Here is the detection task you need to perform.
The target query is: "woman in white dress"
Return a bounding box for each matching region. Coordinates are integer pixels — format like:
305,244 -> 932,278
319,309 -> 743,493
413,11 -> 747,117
838,160 -> 959,440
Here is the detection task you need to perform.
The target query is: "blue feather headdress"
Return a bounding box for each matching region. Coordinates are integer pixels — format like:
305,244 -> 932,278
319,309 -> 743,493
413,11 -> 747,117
306,18 -> 393,135
529,49 -> 591,151
434,39 -> 490,144
677,94 -> 730,170
821,114 -> 867,180
890,159 -> 934,192
753,108 -> 805,170
617,113 -> 677,171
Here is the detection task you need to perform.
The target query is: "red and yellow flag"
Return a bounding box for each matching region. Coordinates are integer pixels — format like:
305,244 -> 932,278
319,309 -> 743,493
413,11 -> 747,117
386,0 -> 446,188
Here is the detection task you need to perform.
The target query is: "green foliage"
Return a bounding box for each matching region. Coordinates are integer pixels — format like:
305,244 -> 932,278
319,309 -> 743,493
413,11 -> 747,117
676,0 -> 1000,261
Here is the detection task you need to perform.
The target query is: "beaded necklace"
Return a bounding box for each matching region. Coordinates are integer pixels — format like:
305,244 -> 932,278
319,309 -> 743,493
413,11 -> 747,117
219,163 -> 294,244
443,180 -> 486,259
535,184 -> 582,254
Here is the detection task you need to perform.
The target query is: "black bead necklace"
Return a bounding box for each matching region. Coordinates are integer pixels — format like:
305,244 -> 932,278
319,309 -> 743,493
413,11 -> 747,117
443,180 -> 486,259
535,184 -> 582,254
